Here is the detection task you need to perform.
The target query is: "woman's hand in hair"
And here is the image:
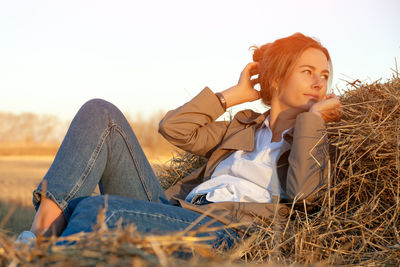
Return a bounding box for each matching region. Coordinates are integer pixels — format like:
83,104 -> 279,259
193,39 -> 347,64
309,94 -> 341,123
218,63 -> 261,108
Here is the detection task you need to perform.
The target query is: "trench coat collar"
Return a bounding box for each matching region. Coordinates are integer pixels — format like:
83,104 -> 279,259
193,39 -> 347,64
236,109 -> 295,138
234,109 -> 269,125
219,109 -> 294,152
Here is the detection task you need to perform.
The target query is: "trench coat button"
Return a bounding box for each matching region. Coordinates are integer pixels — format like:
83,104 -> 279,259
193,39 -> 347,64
278,207 -> 289,218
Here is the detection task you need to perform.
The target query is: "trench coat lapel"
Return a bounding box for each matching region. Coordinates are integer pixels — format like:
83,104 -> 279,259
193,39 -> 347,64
218,110 -> 268,151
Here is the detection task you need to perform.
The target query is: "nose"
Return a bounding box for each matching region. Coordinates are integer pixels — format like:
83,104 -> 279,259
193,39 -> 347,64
312,75 -> 323,91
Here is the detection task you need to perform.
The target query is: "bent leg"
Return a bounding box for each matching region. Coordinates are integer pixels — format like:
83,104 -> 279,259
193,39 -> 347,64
31,99 -> 166,235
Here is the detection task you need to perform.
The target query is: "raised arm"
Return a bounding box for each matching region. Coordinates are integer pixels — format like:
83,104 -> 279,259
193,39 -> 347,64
159,63 -> 261,157
158,88 -> 229,157
219,62 -> 261,108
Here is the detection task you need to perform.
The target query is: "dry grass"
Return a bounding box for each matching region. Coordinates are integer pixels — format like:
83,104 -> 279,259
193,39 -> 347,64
0,73 -> 399,266
0,143 -> 59,157
153,151 -> 207,190
0,202 -> 35,237
0,156 -> 53,207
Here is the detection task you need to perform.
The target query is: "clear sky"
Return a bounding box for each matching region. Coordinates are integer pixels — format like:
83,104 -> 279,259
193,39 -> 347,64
1,0 -> 399,120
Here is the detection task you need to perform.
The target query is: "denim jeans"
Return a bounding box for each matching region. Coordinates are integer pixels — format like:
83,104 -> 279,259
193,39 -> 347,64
32,99 -> 238,247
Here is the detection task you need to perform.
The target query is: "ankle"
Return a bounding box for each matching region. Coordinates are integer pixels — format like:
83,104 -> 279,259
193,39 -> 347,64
30,197 -> 66,237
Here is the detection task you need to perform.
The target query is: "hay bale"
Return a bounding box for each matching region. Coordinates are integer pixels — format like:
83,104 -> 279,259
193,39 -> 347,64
235,75 -> 400,265
0,75 -> 399,266
153,151 -> 207,190
155,74 -> 400,265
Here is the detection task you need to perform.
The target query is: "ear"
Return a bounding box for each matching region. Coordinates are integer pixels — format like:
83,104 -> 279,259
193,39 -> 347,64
271,79 -> 279,89
271,79 -> 280,97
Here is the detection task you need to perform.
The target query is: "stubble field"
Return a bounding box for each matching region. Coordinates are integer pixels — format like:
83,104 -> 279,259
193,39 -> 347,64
0,155 -> 52,207
0,146 -> 172,237
0,155 -> 51,236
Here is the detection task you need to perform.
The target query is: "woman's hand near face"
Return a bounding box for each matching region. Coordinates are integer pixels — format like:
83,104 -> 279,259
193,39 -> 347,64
219,63 -> 261,108
309,94 -> 342,122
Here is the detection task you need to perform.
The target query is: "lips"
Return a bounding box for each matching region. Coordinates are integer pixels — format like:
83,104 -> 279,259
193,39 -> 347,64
304,94 -> 319,101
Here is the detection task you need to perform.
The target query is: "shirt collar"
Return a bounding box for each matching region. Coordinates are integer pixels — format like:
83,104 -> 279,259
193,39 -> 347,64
261,115 -> 292,139
262,115 -> 270,129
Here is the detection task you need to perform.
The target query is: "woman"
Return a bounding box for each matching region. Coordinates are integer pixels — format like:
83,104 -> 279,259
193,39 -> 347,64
17,33 -> 341,246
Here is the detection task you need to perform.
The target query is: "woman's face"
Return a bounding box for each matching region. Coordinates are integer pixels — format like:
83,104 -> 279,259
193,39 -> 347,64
274,47 -> 330,112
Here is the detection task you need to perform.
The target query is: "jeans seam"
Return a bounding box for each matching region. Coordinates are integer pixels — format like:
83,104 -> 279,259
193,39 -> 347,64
105,209 -> 197,225
113,125 -> 153,201
57,108 -> 154,206
64,125 -> 111,203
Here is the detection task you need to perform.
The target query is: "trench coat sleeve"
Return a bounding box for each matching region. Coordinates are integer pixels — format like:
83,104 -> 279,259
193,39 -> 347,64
158,87 -> 230,157
285,112 -> 330,203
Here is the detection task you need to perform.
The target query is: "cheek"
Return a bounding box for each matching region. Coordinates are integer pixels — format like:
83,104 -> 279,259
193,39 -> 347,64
281,80 -> 298,96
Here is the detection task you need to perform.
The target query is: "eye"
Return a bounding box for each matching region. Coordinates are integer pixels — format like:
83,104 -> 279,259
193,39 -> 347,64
303,69 -> 311,75
321,74 -> 329,80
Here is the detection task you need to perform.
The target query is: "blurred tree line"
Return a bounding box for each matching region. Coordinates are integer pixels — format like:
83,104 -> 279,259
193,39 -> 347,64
0,112 -> 66,143
0,111 -> 176,158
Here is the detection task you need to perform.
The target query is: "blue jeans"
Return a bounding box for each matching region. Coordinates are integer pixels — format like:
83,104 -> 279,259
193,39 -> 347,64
32,99 -> 238,247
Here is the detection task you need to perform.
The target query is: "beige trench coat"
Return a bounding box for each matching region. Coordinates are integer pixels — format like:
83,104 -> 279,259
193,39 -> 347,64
159,87 -> 330,227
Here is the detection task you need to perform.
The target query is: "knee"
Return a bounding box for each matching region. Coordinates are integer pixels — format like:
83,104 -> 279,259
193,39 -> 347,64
77,98 -> 122,123
81,98 -> 116,115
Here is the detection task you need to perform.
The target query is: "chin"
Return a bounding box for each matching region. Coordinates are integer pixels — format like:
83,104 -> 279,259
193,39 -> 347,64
296,101 -> 314,112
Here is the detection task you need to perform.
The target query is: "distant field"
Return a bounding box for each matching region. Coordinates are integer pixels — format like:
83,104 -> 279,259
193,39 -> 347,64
0,144 -> 172,206
0,113 -> 176,236
0,155 -> 52,235
0,148 -> 172,236
0,155 -> 53,207
0,143 -> 59,157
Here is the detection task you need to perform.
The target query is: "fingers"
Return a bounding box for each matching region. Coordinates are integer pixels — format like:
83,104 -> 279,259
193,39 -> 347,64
249,62 -> 259,76
321,100 -> 342,122
243,62 -> 260,77
250,77 -> 259,87
238,63 -> 260,87
321,94 -> 341,107
321,108 -> 341,122
310,95 -> 342,123
325,97 -> 341,107
323,93 -> 338,100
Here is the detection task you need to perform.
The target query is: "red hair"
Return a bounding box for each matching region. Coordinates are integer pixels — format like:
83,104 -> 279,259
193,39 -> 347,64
252,33 -> 332,105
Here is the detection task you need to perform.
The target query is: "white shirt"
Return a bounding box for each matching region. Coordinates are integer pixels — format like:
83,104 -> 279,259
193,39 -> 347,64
186,116 -> 290,203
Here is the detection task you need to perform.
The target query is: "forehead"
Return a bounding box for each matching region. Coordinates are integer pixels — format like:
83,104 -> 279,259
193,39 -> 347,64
295,48 -> 329,71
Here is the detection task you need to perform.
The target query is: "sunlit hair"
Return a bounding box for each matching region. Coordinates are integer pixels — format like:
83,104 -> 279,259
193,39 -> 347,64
251,32 -> 333,105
